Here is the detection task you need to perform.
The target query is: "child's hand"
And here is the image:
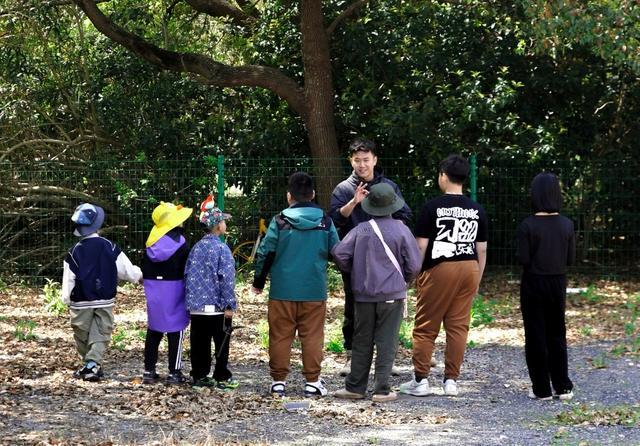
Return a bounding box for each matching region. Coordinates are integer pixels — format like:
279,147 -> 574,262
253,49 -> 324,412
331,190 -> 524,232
224,309 -> 233,318
252,286 -> 263,295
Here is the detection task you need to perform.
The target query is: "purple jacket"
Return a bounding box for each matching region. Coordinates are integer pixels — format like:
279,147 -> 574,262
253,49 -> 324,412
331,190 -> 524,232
331,216 -> 421,303
142,232 -> 190,332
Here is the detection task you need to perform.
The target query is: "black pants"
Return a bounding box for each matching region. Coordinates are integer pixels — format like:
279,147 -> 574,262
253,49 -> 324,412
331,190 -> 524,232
190,314 -> 232,382
520,272 -> 573,397
144,329 -> 184,373
341,271 -> 354,351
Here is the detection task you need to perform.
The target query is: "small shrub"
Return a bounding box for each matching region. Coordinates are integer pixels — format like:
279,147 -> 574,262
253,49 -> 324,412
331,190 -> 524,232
15,320 -> 37,341
42,279 -> 67,316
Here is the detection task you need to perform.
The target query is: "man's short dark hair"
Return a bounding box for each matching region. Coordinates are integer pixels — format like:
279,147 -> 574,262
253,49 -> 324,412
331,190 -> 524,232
288,172 -> 314,202
439,154 -> 469,184
348,137 -> 377,157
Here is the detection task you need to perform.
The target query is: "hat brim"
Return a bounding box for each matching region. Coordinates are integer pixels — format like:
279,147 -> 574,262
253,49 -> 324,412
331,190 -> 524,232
146,207 -> 193,247
361,196 -> 405,217
73,207 -> 105,237
202,212 -> 231,229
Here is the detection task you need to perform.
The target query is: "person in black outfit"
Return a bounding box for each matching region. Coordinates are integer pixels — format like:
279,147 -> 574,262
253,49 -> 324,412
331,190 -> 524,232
517,172 -> 575,401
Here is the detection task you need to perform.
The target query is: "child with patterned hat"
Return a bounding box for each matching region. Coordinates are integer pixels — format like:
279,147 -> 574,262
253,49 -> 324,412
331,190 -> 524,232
62,203 -> 142,382
184,195 -> 239,389
141,202 -> 193,385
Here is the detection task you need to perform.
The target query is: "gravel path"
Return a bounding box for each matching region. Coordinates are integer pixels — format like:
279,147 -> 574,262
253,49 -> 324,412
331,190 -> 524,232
7,339 -> 634,446
207,340 -> 640,446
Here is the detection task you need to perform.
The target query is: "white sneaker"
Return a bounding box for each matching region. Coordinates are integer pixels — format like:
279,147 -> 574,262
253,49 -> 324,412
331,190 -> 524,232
399,378 -> 430,396
555,390 -> 574,401
304,379 -> 328,397
528,389 -> 552,401
443,379 -> 458,396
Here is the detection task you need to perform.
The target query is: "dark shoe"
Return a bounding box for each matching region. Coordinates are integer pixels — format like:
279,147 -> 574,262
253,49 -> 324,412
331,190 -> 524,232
166,371 -> 188,385
216,378 -> 239,390
73,364 -> 92,379
82,365 -> 104,382
270,381 -> 286,397
142,370 -> 160,384
192,376 -> 217,388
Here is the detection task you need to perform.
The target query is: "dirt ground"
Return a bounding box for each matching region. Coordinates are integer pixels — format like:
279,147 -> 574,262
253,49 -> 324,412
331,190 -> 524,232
0,276 -> 638,445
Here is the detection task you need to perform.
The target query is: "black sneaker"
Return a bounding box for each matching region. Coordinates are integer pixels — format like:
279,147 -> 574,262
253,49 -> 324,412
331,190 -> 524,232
192,376 -> 217,388
166,370 -> 187,385
82,364 -> 104,382
72,364 -> 92,379
142,370 -> 160,384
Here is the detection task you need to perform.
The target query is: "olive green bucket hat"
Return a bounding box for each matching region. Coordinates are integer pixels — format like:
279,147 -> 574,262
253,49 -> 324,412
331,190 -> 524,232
361,183 -> 405,217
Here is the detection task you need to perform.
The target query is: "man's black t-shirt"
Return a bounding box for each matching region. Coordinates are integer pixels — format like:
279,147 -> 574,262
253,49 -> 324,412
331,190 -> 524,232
415,194 -> 488,271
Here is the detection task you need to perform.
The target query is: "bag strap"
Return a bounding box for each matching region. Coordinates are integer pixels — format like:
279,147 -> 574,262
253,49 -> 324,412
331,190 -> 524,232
368,219 -> 403,277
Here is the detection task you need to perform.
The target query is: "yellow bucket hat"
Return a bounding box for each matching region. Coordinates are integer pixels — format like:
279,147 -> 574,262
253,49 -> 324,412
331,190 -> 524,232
146,202 -> 193,247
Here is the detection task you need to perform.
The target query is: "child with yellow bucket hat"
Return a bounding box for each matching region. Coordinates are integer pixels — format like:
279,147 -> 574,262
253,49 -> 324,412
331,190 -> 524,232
141,202 -> 193,384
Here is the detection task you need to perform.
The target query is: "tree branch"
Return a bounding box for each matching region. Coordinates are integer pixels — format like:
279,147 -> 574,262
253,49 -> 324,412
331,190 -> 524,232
326,0 -> 369,37
72,0 -> 306,117
184,0 -> 257,26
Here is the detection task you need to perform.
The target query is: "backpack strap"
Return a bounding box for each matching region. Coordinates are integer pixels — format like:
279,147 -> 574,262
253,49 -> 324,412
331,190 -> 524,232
368,219 -> 403,277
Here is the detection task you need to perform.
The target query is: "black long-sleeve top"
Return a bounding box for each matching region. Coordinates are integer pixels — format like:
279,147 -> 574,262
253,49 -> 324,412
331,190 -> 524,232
516,215 -> 576,275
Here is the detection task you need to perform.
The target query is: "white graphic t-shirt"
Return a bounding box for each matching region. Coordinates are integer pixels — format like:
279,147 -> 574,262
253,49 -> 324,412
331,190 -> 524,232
415,194 -> 488,271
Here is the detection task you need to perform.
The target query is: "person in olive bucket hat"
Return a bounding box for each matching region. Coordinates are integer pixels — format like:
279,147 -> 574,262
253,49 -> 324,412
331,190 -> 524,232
141,202 -> 193,385
332,183 -> 421,402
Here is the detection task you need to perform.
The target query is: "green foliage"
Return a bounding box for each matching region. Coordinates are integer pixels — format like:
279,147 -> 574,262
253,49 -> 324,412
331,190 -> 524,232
610,293 -> 640,356
591,353 -> 608,369
111,324 -> 145,351
398,320 -> 414,349
0,279 -> 7,293
256,319 -> 269,350
325,320 -> 345,353
579,284 -> 604,304
14,320 -> 37,341
41,279 -> 67,316
327,265 -> 344,294
470,296 -> 496,328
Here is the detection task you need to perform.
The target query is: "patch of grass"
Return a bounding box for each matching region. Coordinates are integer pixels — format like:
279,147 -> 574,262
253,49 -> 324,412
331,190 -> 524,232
256,319 -> 269,350
578,284 -> 604,304
0,278 -> 7,293
399,320 -> 414,349
556,404 -> 640,427
15,320 -> 37,341
470,295 -> 495,328
467,339 -> 478,349
590,353 -> 608,369
580,326 -> 593,337
41,278 -> 67,316
111,324 -> 145,351
325,320 -> 344,353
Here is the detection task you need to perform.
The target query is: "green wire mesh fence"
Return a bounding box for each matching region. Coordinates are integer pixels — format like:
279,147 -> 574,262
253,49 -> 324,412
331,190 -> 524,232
1,156 -> 638,283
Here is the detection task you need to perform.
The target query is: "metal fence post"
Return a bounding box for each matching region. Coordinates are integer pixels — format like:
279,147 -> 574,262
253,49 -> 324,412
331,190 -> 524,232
470,153 -> 477,202
217,154 -> 225,211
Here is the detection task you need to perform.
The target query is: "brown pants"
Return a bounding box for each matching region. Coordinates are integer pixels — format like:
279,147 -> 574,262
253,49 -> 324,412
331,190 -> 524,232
268,299 -> 326,382
412,260 -> 480,380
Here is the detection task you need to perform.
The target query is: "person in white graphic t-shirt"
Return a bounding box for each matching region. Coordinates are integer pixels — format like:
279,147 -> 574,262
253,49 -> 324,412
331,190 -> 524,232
400,154 -> 488,397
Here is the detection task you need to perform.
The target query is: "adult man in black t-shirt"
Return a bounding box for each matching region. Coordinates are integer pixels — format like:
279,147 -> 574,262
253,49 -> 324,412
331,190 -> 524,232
400,154 -> 488,397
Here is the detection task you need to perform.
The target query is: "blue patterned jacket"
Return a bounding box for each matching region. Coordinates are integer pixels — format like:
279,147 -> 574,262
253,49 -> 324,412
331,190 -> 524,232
184,234 -> 237,312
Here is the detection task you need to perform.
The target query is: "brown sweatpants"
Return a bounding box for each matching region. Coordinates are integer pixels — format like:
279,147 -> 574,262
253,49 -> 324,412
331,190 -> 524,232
412,260 -> 480,380
268,299 -> 326,382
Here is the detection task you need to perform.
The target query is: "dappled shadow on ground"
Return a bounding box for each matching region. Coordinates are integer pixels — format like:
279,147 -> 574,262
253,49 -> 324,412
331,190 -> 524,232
1,276 -> 638,445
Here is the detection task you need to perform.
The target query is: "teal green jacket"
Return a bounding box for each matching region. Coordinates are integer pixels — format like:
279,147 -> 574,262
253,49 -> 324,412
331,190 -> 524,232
252,202 -> 339,301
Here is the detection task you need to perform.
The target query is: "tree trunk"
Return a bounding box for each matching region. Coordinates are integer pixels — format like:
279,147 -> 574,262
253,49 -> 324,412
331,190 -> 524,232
300,0 -> 342,208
